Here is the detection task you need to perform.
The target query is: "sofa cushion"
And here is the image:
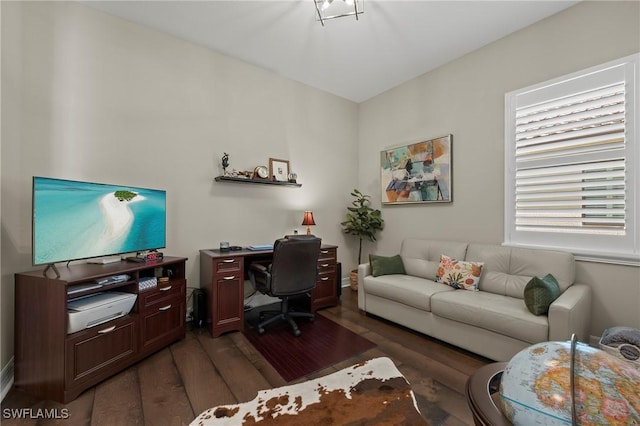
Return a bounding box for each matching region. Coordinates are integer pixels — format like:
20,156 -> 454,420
431,290 -> 549,343
435,255 -> 484,291
362,274 -> 454,312
400,239 -> 468,281
369,254 -> 406,277
464,244 -> 513,295
524,274 -> 561,315
509,247 -> 575,293
466,244 -> 575,298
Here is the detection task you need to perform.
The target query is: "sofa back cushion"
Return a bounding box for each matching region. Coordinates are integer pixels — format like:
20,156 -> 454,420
466,243 -> 575,298
400,239 -> 468,281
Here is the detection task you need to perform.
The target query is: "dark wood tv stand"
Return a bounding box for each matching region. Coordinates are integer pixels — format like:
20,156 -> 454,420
14,256 -> 187,403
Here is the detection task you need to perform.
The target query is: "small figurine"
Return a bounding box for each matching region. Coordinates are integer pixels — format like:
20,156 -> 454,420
222,152 -> 229,175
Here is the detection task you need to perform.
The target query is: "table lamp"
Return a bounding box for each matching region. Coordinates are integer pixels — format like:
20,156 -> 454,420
302,211 -> 316,235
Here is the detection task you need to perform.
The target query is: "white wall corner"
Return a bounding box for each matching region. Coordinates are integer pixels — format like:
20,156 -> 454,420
589,335 -> 601,347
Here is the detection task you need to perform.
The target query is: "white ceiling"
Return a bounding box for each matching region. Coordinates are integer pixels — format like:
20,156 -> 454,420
83,0 -> 578,103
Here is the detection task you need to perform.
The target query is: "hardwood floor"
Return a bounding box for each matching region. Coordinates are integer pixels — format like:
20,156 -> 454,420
1,288 -> 490,425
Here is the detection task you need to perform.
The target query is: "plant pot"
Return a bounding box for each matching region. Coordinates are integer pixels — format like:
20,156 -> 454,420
349,269 -> 358,291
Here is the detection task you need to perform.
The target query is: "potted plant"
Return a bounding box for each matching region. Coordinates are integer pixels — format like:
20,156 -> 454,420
341,189 -> 384,290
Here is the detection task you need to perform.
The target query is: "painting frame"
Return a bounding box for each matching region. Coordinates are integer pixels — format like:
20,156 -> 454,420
269,158 -> 290,182
380,134 -> 452,205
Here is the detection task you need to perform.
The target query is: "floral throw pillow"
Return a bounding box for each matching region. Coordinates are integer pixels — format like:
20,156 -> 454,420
435,254 -> 484,291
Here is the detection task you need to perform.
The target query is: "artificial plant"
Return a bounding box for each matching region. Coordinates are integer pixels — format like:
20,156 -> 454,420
341,189 -> 384,266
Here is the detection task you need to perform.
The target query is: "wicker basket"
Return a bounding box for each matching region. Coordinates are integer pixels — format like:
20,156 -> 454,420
349,269 -> 358,291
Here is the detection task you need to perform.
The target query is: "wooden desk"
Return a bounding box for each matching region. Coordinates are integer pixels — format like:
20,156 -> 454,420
200,245 -> 339,338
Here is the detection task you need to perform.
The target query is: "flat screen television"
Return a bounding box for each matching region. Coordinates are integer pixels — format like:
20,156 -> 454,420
33,176 -> 167,266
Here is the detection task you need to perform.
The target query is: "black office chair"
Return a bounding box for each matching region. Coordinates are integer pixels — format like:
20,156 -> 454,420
248,235 -> 321,337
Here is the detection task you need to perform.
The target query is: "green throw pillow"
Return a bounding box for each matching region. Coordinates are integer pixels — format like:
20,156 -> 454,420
369,254 -> 406,277
524,273 -> 561,315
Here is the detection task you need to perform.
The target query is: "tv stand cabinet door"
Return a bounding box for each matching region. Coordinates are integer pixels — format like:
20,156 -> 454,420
139,282 -> 186,355
65,316 -> 137,401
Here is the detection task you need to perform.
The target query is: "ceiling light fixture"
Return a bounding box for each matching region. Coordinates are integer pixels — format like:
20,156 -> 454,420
314,0 -> 363,26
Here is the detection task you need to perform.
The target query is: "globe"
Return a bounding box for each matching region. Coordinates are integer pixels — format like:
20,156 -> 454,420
499,340 -> 640,425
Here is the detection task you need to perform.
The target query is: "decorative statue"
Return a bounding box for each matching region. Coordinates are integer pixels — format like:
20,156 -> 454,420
221,152 -> 229,175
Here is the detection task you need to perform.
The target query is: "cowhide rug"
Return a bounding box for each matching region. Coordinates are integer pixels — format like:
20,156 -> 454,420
191,357 -> 429,425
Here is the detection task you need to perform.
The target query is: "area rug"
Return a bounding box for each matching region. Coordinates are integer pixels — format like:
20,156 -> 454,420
243,311 -> 376,382
190,357 -> 430,425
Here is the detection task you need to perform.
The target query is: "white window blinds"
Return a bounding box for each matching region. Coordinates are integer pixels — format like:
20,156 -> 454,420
505,54 -> 639,264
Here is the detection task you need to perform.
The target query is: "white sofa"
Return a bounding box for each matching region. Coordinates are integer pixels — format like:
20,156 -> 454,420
358,239 -> 592,361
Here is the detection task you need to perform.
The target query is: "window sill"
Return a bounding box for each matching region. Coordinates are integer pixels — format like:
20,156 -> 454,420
502,242 -> 640,267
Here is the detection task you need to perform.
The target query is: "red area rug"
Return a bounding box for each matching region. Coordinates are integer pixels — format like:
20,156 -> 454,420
243,312 -> 376,382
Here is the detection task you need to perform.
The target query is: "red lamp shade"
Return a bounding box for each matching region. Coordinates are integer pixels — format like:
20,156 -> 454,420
302,211 -> 316,235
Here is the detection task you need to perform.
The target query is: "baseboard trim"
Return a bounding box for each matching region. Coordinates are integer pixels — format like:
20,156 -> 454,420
341,277 -> 350,287
589,334 -> 601,347
1,357 -> 14,402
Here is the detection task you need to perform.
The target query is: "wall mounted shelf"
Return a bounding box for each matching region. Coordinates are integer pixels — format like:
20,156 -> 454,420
214,176 -> 301,187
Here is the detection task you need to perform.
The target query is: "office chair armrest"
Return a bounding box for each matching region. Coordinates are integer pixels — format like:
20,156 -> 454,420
250,263 -> 269,274
248,263 -> 271,292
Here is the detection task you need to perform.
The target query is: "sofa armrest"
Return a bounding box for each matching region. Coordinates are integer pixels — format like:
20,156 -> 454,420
357,263 -> 371,311
548,283 -> 592,343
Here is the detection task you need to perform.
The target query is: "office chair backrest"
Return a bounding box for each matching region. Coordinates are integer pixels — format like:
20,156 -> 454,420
269,235 -> 322,296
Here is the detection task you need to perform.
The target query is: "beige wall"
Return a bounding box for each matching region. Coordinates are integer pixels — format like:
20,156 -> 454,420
0,2 -> 358,371
358,1 -> 640,338
1,0 -> 639,382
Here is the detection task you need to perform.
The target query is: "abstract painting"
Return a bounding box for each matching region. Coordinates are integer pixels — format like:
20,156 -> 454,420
381,134 -> 452,204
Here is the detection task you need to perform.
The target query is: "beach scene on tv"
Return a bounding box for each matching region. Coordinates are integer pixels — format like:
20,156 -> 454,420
33,177 -> 166,265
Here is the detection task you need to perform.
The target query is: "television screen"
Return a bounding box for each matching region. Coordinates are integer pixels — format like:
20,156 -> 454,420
33,177 -> 167,265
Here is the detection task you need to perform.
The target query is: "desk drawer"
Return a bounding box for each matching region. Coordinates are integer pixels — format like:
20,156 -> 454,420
213,257 -> 242,273
318,247 -> 336,274
317,261 -> 335,275
312,246 -> 338,312
318,247 -> 337,263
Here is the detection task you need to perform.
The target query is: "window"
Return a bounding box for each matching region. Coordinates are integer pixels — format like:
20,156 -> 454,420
505,54 -> 639,265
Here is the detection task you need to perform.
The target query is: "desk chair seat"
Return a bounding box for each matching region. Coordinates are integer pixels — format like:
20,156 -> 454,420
248,235 -> 321,337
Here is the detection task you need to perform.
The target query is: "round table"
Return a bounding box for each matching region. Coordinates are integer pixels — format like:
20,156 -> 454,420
465,362 -> 512,426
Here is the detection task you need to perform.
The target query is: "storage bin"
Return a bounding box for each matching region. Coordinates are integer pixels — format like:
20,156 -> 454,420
599,327 -> 640,367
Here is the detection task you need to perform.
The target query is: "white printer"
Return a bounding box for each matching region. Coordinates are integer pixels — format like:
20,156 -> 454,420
67,291 -> 137,334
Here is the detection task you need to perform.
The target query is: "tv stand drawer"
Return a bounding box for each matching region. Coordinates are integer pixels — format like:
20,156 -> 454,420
139,279 -> 186,309
65,316 -> 137,388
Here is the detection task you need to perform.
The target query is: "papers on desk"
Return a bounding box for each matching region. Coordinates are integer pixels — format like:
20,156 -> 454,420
247,244 -> 274,251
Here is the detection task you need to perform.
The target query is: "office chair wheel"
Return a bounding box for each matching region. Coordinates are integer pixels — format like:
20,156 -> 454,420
258,327 -> 265,335
309,316 -> 315,322
293,329 -> 301,337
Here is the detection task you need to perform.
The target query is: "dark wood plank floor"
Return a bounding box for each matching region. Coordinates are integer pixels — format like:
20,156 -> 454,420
1,289 -> 490,425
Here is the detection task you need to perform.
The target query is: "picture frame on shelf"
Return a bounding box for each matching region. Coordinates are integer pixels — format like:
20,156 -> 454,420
269,158 -> 290,182
380,134 -> 452,205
